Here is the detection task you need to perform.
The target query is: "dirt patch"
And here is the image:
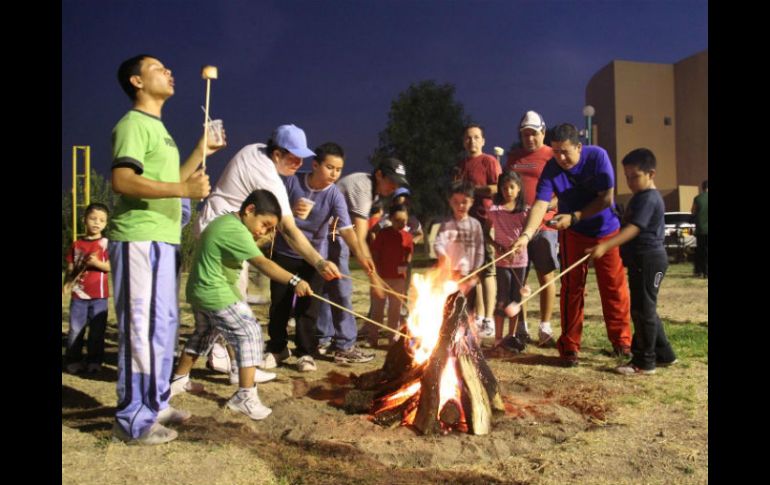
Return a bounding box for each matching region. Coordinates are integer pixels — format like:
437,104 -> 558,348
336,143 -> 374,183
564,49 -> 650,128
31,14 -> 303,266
62,264 -> 708,484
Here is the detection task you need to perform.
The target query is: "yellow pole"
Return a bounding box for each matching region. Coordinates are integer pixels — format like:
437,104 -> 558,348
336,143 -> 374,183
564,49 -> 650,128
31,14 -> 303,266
72,146 -> 77,242
84,146 -> 90,207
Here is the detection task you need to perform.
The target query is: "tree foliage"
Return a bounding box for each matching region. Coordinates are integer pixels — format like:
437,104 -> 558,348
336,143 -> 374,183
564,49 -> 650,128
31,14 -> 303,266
372,80 -> 470,224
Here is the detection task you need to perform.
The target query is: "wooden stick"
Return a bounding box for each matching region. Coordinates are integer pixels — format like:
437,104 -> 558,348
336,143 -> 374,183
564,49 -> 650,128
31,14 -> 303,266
523,253 -> 589,306
310,293 -> 409,339
202,78 -> 211,170
457,246 -> 517,285
506,254 -> 591,318
341,274 -> 413,303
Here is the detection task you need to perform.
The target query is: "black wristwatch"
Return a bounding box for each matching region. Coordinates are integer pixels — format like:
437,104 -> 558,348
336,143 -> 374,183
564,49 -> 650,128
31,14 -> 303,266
570,212 -> 578,226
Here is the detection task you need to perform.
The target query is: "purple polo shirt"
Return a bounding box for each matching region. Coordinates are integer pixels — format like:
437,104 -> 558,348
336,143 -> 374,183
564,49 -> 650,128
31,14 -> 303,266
535,145 -> 620,237
274,172 -> 352,259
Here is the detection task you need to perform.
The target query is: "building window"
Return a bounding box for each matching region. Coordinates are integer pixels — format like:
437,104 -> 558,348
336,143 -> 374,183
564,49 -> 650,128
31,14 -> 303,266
625,115 -> 633,124
664,116 -> 672,126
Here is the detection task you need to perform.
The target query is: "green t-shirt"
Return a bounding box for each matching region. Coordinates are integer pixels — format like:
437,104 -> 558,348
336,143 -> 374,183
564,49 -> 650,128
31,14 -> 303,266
693,192 -> 708,235
186,213 -> 263,311
110,109 -> 182,243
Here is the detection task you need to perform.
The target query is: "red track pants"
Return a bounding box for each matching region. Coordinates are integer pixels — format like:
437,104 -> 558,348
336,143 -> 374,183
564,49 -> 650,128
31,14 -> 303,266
556,229 -> 632,356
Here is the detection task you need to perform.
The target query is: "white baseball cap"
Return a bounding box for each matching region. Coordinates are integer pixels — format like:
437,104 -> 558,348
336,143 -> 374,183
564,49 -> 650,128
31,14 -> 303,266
519,111 -> 546,132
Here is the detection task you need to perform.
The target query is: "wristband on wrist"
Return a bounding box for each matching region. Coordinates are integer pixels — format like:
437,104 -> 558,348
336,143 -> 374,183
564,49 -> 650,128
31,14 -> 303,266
570,212 -> 578,226
288,274 -> 301,287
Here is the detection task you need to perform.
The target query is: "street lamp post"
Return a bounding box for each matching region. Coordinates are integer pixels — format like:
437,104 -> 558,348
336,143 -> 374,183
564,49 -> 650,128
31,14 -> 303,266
582,105 -> 595,145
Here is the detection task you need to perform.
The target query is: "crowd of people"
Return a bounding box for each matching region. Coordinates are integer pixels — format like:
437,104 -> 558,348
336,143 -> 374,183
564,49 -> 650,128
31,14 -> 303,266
63,54 -> 700,445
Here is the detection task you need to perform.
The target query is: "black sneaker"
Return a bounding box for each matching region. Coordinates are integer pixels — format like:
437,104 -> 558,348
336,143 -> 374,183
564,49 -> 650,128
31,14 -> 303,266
501,335 -> 526,353
561,351 -> 579,367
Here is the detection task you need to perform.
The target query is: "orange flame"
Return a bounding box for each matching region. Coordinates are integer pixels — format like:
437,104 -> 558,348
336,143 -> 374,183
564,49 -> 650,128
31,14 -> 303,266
438,357 -> 461,411
405,269 -> 459,365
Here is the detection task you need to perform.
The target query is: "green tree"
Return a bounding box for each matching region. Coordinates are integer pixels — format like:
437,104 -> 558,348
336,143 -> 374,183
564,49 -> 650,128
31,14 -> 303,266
372,80 -> 470,224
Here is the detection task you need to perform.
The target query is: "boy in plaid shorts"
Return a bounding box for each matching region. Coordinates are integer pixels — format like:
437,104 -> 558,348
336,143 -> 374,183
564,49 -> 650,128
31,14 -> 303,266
171,190 -> 311,420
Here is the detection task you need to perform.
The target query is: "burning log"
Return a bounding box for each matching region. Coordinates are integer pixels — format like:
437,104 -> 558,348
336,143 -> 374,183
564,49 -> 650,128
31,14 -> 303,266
356,287 -> 503,436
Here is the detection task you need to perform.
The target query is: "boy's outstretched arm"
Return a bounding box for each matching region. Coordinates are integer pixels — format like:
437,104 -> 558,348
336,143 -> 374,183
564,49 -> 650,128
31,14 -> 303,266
248,254 -> 312,297
585,224 -> 641,260
340,226 -> 384,298
279,215 -> 341,281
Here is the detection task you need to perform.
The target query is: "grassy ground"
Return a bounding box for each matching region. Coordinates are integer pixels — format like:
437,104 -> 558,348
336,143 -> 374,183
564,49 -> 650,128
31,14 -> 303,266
62,262 -> 707,485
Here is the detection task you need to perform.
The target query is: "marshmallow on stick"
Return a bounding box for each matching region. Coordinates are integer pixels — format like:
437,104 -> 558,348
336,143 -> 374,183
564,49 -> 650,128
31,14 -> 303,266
200,65 -> 218,170
201,65 -> 218,79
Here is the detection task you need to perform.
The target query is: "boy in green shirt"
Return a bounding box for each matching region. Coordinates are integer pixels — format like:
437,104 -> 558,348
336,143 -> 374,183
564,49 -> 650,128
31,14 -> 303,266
172,190 -> 311,420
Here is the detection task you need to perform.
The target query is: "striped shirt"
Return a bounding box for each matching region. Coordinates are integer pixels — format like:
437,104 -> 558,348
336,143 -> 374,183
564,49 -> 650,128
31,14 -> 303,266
336,172 -> 376,220
488,205 -> 528,268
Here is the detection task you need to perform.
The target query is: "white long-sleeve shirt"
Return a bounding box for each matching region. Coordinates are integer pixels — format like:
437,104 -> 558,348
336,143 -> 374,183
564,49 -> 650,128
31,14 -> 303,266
433,216 -> 484,276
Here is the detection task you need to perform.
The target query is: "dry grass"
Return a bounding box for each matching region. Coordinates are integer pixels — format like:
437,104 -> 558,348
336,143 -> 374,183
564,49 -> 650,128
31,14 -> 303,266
62,263 -> 707,485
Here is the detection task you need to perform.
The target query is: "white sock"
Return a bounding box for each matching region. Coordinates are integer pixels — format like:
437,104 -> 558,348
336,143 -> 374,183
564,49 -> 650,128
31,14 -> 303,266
540,321 -> 552,334
171,373 -> 188,382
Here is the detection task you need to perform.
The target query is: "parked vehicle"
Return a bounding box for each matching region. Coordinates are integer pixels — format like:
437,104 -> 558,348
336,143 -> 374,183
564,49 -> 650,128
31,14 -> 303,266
664,212 -> 697,262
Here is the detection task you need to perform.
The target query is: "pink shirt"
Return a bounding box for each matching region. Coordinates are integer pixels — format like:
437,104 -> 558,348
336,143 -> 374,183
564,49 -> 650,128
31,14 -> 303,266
488,205 -> 528,268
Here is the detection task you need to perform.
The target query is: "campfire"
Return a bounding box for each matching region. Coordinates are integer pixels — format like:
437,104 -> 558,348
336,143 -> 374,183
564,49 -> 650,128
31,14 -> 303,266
349,270 -> 505,435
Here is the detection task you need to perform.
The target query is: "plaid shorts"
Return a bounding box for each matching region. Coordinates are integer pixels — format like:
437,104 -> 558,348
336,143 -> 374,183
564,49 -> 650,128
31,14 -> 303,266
183,301 -> 264,368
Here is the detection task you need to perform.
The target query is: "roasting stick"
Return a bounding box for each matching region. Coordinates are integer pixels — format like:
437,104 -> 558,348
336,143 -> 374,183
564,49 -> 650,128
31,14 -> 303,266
457,246 -> 518,285
200,65 -> 218,170
310,293 -> 409,339
341,273 -> 413,303
505,254 -> 591,317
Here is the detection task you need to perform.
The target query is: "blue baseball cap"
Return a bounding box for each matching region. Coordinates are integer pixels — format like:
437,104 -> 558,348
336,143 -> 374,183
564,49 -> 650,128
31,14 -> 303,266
273,124 -> 315,158
392,187 -> 411,198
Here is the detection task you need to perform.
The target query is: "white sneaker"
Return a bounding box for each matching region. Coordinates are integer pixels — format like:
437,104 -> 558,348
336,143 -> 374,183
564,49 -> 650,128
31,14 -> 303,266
260,348 -> 291,369
317,341 -> 331,356
230,366 -> 276,385
157,406 -> 192,425
480,318 -> 495,338
229,366 -> 240,385
226,387 -> 272,420
296,355 -> 317,372
112,422 -> 178,445
170,374 -> 205,397
207,341 -> 231,374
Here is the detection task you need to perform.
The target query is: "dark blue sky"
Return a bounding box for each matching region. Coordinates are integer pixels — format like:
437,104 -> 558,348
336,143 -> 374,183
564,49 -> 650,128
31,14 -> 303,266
62,0 -> 707,191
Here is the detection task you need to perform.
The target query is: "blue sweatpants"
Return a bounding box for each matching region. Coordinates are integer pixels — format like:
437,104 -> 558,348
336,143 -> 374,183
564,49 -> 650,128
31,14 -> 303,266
110,241 -> 179,439
316,234 -> 357,351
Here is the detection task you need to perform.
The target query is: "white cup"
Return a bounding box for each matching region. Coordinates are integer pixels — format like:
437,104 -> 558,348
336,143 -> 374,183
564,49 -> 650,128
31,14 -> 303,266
294,197 -> 315,220
205,119 -> 224,145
